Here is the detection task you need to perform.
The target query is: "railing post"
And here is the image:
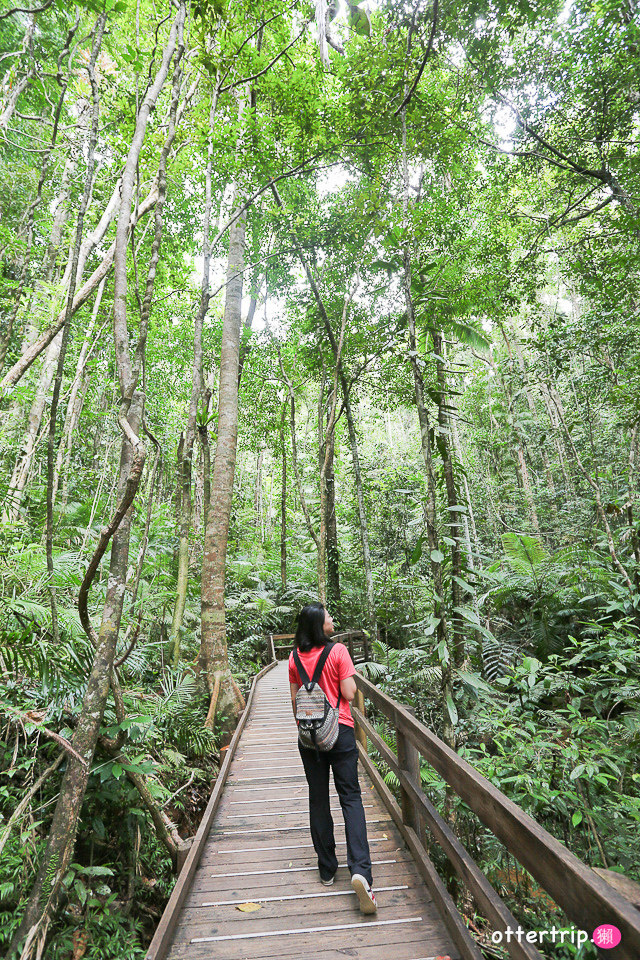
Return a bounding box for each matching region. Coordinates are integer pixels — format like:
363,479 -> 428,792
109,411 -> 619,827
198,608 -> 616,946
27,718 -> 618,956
268,634 -> 276,662
347,632 -> 354,660
397,709 -> 426,846
354,686 -> 367,751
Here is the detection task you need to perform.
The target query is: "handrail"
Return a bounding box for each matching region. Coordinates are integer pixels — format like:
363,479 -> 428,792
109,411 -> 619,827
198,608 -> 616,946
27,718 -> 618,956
266,629 -> 371,663
353,672 -> 640,960
145,660 -> 278,960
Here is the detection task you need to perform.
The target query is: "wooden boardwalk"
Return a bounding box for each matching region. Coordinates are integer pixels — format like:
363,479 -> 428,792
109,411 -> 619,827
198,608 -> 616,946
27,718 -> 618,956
156,661 -> 459,960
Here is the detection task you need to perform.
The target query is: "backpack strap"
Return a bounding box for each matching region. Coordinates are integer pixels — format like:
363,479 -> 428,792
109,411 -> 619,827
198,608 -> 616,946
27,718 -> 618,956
312,642 -> 341,712
292,647 -> 312,690
310,641 -> 336,686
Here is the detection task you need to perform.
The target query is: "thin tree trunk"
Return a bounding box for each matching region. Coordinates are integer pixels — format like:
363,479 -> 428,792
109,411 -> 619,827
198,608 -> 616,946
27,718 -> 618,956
450,414 -> 481,562
4,334 -> 62,521
343,392 -> 376,634
169,81 -> 214,669
46,11 -> 106,639
199,203 -> 248,727
400,102 -> 455,751
485,347 -> 542,537
507,327 -> 559,514
53,278 -> 107,507
0,13 -> 36,131
4,19 -> 78,346
627,421 -> 640,579
550,393 -> 634,591
280,417 -> 287,591
540,381 -> 576,495
278,357 -> 321,579
254,447 -> 264,534
317,371 -> 328,604
112,13 -> 181,401
324,422 -> 341,616
433,331 -> 465,667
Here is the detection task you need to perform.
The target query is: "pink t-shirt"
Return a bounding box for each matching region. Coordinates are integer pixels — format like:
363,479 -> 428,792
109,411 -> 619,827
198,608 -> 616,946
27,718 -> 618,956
288,642 -> 356,728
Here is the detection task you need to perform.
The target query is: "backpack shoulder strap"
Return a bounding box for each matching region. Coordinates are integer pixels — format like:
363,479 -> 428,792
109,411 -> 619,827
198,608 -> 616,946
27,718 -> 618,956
292,647 -> 312,690
310,641 -> 335,686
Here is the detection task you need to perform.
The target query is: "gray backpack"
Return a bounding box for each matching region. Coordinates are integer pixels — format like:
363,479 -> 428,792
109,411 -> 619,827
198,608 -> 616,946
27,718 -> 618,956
293,643 -> 341,752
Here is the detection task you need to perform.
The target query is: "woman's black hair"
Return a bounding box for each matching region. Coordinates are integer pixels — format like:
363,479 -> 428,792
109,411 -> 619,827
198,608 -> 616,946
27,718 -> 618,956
294,602 -> 328,652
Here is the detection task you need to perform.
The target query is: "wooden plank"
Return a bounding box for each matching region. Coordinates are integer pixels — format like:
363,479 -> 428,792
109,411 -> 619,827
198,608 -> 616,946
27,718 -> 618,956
182,914 -> 428,945
145,661 -> 277,960
180,889 -> 432,932
358,744 -> 483,960
357,672 -> 640,960
189,861 -> 419,896
167,918 -> 457,960
194,836 -> 409,882
196,882 -> 409,907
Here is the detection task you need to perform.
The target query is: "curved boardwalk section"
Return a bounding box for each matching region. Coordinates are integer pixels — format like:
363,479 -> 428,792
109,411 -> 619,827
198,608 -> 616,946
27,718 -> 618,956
153,661 -> 459,960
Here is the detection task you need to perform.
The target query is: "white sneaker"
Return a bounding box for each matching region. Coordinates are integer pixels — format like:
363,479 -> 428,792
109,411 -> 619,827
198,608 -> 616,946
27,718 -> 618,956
351,874 -> 377,914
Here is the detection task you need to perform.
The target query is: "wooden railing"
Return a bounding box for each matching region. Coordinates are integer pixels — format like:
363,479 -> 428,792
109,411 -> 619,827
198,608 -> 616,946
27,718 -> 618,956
267,629 -> 371,663
352,672 -> 640,960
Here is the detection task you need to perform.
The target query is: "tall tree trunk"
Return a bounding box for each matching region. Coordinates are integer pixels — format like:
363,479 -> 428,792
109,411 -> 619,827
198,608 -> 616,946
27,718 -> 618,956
280,417 -> 287,592
507,327 -> 558,514
404,268 -> 455,750
343,391 -> 376,635
46,11 -> 106,639
53,278 -> 107,507
485,348 -> 542,537
400,103 -> 455,751
170,88 -> 216,667
280,363 -> 322,588
324,422 -> 341,617
317,370 -> 328,604
540,381 -> 576,496
433,330 -> 465,668
4,333 -> 62,520
199,207 -> 248,727
450,414 -> 481,563
4,18 -> 78,348
254,447 -> 264,535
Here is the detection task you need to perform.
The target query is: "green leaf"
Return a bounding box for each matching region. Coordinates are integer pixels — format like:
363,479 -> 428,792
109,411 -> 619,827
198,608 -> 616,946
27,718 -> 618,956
409,536 -> 424,565
457,670 -> 492,693
430,549 -> 445,563
445,693 -> 458,725
347,2 -> 371,36
572,811 -> 583,827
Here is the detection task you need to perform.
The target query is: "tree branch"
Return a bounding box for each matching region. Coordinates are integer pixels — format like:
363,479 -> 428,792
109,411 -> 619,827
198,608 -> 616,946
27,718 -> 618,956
393,0 -> 439,116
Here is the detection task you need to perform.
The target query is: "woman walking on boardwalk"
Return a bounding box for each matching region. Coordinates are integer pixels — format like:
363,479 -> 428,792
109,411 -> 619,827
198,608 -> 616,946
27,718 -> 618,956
288,601 -> 376,914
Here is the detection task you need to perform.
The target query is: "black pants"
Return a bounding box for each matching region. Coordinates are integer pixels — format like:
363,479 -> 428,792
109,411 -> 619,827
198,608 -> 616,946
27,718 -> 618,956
298,723 -> 373,885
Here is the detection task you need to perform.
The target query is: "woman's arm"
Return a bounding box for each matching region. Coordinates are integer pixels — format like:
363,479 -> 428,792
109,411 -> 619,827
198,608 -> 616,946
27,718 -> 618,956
340,675 -> 357,701
290,681 -> 300,720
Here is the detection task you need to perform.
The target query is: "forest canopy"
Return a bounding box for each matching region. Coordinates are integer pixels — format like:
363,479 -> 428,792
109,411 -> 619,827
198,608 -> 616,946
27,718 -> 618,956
0,0 -> 639,956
